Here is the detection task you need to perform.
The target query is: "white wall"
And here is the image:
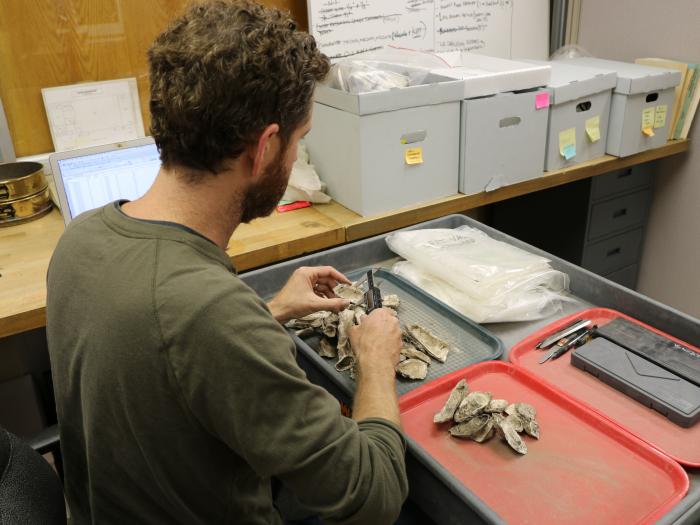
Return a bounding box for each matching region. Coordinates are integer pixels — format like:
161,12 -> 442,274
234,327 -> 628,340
578,0 -> 700,319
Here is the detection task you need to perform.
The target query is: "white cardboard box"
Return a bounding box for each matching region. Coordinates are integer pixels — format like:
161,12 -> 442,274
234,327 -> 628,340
564,58 -> 682,157
433,52 -> 551,98
531,60 -> 617,171
433,52 -> 551,195
460,90 -> 549,195
306,72 -> 464,217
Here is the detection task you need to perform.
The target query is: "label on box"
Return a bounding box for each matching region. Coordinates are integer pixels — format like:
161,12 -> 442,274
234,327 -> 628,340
559,127 -> 576,160
586,115 -> 601,143
654,105 -> 668,129
405,147 -> 423,165
535,92 -> 550,109
642,107 -> 656,136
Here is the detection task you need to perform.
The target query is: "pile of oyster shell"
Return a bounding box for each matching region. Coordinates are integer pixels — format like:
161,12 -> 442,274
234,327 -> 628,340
286,282 -> 452,381
434,379 -> 540,455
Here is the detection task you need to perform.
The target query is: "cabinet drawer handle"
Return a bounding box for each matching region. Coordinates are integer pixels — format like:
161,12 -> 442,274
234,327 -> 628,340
612,208 -> 628,218
646,93 -> 659,103
606,248 -> 621,257
499,116 -> 521,128
576,101 -> 592,112
617,169 -> 633,179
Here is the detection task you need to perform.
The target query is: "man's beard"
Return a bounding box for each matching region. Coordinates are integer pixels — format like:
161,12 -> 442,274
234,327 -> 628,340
240,150 -> 289,224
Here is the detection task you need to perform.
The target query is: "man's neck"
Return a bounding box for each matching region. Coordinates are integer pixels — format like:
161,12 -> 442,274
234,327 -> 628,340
121,165 -> 244,250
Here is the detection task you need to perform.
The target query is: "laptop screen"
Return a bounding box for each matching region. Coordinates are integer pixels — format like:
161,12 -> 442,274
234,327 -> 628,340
56,143 -> 160,219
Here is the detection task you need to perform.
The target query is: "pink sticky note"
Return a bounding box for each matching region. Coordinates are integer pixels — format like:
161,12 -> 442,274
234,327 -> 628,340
536,92 -> 550,109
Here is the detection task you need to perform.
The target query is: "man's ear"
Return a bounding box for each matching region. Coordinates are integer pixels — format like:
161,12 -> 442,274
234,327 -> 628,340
247,123 -> 280,180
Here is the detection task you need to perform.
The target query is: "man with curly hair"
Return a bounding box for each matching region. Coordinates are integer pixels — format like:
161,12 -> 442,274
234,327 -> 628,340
46,1 -> 408,523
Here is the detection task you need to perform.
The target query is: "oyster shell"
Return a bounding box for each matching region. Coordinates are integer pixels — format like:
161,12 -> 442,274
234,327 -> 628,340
491,412 -> 505,431
449,414 -> 490,438
353,306 -> 366,325
484,399 -> 509,413
382,294 -> 400,310
498,417 -> 528,455
318,337 -> 337,359
454,391 -> 492,422
333,283 -> 365,304
400,343 -> 431,365
505,413 -> 524,433
433,379 -> 468,424
522,418 -> 540,439
472,417 -> 495,443
515,402 -> 537,421
396,359 -> 428,380
405,324 -> 450,363
335,309 -> 356,371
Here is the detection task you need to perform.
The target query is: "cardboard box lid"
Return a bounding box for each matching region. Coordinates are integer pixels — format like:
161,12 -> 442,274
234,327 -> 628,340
526,60 -> 617,105
314,71 -> 464,116
563,58 -> 682,95
430,51 -> 551,98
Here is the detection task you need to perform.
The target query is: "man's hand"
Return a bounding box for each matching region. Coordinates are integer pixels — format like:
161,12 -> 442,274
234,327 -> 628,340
349,309 -> 402,375
267,266 -> 352,324
349,308 -> 402,425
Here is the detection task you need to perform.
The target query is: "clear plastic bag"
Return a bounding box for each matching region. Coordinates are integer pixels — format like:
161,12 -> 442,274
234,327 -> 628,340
325,46 -> 451,94
386,227 -> 572,323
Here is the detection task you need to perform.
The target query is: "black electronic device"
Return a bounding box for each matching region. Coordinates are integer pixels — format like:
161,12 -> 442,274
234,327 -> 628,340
572,338 -> 700,427
596,317 -> 700,387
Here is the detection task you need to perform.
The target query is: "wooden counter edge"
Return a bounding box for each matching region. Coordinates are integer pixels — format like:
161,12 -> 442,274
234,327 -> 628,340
0,309 -> 47,339
344,140 -> 690,242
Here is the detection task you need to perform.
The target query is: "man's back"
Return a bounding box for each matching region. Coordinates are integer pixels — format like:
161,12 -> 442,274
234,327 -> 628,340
47,203 -> 408,524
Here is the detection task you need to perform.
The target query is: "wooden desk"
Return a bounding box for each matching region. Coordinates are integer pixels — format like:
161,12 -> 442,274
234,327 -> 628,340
0,140 -> 689,339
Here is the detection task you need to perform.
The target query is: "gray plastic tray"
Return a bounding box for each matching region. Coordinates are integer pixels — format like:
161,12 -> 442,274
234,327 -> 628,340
294,267 -> 504,397
240,213 -> 700,525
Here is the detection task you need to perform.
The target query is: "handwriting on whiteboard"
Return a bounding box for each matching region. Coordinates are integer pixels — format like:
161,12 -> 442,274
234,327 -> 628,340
309,0 -> 513,60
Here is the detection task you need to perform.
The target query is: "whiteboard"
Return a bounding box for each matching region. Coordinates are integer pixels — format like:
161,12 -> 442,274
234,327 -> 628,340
308,0 -> 549,61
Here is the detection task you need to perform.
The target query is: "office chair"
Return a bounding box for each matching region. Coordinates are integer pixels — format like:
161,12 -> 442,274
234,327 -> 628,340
0,425 -> 66,524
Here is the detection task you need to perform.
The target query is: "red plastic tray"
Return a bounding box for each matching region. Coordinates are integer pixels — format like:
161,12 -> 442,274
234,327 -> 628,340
510,307 -> 700,467
399,361 -> 688,525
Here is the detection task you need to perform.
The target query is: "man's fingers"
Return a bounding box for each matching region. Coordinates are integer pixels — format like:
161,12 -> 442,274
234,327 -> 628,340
310,266 -> 351,285
317,297 -> 350,313
314,283 -> 334,297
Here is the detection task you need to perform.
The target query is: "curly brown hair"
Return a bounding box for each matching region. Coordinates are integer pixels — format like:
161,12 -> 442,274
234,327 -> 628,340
148,0 -> 330,175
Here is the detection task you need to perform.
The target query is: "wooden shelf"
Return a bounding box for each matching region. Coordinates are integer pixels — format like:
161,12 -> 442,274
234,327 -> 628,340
0,140 -> 689,339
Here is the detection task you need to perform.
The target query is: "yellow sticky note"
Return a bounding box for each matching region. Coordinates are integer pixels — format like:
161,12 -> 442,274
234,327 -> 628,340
654,104 -> 668,129
559,127 -> 576,160
586,115 -> 601,143
405,147 -> 423,165
642,107 -> 655,132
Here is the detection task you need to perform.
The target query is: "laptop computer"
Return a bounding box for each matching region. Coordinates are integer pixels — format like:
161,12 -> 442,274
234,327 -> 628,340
50,137 -> 161,226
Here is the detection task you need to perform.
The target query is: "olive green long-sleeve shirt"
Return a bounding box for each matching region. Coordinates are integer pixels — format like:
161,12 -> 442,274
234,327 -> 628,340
46,202 -> 408,524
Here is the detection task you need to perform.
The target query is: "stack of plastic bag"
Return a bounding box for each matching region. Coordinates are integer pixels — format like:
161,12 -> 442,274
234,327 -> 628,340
386,227 -> 572,323
283,143 -> 330,204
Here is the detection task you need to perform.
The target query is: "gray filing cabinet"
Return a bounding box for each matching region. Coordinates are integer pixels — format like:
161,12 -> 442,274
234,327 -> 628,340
489,163 -> 654,289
